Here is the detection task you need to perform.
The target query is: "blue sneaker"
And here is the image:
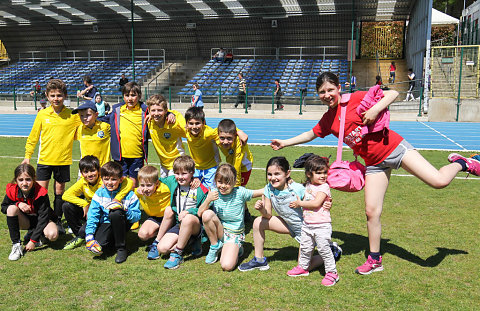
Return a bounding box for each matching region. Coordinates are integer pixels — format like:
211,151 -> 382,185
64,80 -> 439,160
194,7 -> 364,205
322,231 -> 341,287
330,242 -> 342,262
191,238 -> 202,257
164,252 -> 183,269
238,256 -> 270,271
205,241 -> 223,264
147,242 -> 159,260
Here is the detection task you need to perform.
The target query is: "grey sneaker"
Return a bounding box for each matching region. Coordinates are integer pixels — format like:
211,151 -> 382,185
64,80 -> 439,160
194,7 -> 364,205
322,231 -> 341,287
9,243 -> 23,261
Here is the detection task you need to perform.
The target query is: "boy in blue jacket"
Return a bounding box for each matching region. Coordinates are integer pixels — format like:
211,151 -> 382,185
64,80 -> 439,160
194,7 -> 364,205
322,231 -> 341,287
101,82 -> 148,184
85,161 -> 141,264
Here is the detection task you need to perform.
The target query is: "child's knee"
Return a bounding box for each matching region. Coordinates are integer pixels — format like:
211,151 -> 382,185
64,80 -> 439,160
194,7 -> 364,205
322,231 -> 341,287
45,229 -> 58,241
108,209 -> 125,222
220,257 -> 236,271
202,210 -> 215,223
253,216 -> 266,230
137,229 -> 150,241
157,243 -> 170,255
6,204 -> 19,216
164,207 -> 174,218
183,214 -> 200,226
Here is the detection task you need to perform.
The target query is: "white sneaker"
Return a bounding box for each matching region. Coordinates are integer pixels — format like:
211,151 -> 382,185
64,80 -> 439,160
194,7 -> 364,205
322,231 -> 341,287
8,243 -> 23,261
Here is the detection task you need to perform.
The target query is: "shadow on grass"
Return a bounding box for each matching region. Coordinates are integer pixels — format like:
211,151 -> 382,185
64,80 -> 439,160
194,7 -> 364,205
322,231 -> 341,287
333,231 -> 468,267
256,231 -> 467,268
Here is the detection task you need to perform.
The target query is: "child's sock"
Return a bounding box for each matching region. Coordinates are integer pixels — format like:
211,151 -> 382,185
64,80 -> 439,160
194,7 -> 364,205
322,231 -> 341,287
54,194 -> 64,219
454,159 -> 468,171
369,252 -> 381,261
6,216 -> 21,244
173,247 -> 183,255
255,256 -> 266,263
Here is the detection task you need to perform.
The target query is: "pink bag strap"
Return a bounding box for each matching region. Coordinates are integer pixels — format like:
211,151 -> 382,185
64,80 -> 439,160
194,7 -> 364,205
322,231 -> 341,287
336,103 -> 347,161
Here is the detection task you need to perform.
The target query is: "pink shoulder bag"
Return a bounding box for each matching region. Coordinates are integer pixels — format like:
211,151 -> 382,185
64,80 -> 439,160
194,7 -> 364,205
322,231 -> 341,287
327,100 -> 366,192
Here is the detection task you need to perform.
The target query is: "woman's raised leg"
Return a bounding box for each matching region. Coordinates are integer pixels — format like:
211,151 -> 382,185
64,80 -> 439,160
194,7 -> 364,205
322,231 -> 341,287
401,149 -> 462,189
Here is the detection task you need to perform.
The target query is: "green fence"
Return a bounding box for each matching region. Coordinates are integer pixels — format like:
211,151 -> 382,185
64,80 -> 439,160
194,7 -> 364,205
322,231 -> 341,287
431,45 -> 480,99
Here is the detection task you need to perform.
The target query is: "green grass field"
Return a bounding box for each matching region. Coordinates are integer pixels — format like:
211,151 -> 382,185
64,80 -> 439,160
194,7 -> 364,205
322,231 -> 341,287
0,137 -> 479,310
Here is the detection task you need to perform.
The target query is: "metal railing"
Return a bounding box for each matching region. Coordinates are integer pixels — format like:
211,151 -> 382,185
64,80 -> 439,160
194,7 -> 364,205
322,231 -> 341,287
210,46 -> 345,61
18,49 -> 165,63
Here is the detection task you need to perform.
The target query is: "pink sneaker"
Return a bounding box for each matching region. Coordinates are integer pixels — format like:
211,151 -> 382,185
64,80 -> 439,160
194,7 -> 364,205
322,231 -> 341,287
321,272 -> 339,287
287,265 -> 309,277
355,255 -> 384,275
448,153 -> 480,176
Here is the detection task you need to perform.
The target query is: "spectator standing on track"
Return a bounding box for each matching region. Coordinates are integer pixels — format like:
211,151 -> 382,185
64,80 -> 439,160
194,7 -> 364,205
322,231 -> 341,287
235,73 -> 249,109
30,81 -> 47,111
77,75 -> 97,101
274,79 -> 284,111
191,83 -> 204,109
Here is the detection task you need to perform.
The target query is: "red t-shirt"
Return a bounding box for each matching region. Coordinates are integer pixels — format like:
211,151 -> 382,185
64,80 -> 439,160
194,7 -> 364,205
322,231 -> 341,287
312,91 -> 404,166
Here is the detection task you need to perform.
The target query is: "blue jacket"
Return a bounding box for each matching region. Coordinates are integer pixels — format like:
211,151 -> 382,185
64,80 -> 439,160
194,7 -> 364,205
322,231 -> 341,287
101,101 -> 149,162
85,186 -> 141,235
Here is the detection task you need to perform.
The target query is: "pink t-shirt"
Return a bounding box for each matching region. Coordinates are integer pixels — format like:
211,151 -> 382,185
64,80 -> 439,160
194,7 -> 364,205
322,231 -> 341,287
312,91 -> 404,166
303,183 -> 332,224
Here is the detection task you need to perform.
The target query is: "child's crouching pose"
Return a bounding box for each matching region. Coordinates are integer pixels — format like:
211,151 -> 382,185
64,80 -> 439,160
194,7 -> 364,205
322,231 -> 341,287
2,164 -> 58,261
85,161 -> 141,264
198,164 -> 263,271
157,155 -> 209,269
287,155 -> 339,286
135,165 -> 173,260
62,155 -> 132,250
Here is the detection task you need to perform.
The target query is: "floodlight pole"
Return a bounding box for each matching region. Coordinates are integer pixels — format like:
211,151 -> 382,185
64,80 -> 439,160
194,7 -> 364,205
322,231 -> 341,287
131,0 -> 136,81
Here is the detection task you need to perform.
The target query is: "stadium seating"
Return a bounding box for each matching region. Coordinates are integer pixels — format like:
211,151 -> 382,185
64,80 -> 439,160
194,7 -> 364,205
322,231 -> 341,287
178,58 -> 349,97
0,60 -> 163,95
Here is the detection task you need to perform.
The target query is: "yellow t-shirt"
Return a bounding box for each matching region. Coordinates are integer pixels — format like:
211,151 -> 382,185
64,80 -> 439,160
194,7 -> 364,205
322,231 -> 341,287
75,120 -> 111,167
218,136 -> 253,186
25,105 -> 81,165
135,182 -> 171,217
185,125 -> 220,170
119,104 -> 143,158
149,110 -> 187,170
62,176 -> 133,208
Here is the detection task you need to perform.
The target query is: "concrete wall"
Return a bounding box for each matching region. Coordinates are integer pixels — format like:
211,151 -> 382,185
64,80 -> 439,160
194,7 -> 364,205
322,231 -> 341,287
429,98 -> 480,121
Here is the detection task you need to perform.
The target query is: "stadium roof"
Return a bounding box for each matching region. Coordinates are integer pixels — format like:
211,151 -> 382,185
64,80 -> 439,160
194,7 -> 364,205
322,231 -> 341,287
0,0 -> 415,26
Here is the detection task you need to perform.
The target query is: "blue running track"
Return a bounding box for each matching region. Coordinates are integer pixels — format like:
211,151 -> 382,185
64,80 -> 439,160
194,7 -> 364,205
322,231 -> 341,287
1,114 -> 479,151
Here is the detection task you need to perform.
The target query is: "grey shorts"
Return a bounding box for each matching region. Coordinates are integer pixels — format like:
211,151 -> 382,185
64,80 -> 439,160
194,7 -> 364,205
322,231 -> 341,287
366,139 -> 414,175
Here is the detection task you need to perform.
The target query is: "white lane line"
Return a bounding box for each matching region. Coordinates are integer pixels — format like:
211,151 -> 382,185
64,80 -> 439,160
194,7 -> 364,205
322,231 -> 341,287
1,155 -> 478,181
418,121 -> 467,151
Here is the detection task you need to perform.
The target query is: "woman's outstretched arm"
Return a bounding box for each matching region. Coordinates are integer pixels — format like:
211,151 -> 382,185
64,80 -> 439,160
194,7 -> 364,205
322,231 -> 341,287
270,129 -> 317,150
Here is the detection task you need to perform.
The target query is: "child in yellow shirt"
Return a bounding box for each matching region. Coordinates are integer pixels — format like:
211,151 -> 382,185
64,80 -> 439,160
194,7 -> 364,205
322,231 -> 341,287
72,101 -> 111,167
103,82 -> 148,184
146,95 -> 186,178
23,79 -> 81,234
135,166 -> 174,260
184,107 -> 220,189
